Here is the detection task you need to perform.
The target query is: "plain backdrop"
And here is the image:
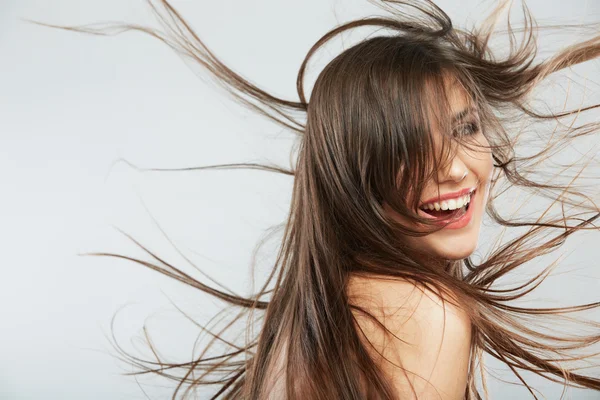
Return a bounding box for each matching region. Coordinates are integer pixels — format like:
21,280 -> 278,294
2,0 -> 600,399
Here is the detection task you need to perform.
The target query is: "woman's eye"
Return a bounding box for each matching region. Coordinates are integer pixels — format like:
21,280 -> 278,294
453,122 -> 480,137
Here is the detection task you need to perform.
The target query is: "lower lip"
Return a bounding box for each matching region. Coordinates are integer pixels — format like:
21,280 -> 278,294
419,189 -> 476,230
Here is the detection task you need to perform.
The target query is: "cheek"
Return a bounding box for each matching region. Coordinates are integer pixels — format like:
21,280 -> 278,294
465,134 -> 494,181
476,152 -> 494,181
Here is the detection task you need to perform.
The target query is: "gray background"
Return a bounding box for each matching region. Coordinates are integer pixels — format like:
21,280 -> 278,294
2,0 -> 600,399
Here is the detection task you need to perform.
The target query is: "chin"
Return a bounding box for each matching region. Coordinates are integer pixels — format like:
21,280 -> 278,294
430,238 -> 478,260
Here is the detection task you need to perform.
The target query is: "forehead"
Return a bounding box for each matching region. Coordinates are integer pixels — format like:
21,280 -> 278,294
446,82 -> 471,109
423,75 -> 476,129
432,75 -> 472,110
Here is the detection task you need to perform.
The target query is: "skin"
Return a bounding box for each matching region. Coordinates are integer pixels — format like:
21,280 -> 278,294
346,277 -> 473,399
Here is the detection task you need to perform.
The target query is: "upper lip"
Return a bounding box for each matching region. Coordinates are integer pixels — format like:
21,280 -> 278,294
420,186 -> 476,207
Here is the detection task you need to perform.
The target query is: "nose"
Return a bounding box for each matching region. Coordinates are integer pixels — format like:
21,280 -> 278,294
437,153 -> 469,184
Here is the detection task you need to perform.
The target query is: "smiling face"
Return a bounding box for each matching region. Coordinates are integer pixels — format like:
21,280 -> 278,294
383,83 -> 494,261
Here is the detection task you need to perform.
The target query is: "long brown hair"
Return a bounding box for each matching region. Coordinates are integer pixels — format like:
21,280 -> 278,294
30,0 -> 600,398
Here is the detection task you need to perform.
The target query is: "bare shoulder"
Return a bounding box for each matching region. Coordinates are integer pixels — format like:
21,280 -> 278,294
346,273 -> 472,400
259,336 -> 288,400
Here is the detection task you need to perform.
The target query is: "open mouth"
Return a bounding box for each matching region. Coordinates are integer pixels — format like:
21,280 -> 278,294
419,188 -> 476,220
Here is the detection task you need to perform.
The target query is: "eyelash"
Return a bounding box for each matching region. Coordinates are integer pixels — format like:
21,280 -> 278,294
453,122 -> 480,137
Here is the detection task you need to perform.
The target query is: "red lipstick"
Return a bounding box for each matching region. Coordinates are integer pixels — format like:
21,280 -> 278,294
418,188 -> 477,230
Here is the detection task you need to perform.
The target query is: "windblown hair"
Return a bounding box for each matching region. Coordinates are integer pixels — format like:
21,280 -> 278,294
33,0 -> 600,398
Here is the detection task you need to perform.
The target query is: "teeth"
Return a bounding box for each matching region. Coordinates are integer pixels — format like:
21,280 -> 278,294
420,191 -> 474,212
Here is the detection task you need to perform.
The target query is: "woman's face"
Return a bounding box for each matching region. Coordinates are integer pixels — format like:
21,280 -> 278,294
383,86 -> 493,261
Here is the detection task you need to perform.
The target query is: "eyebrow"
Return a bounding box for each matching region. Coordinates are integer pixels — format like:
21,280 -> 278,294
452,107 -> 477,123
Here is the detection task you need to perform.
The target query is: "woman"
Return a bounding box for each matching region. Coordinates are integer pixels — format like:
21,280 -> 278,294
36,0 -> 600,398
